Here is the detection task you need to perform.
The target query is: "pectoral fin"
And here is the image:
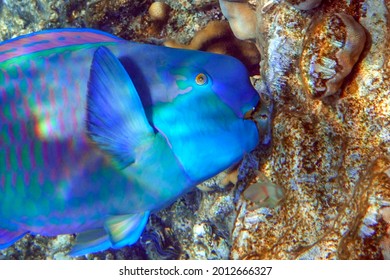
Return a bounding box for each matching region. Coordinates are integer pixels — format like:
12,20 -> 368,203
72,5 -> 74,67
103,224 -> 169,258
69,228 -> 111,257
104,211 -> 150,248
86,46 -> 154,168
68,211 -> 150,256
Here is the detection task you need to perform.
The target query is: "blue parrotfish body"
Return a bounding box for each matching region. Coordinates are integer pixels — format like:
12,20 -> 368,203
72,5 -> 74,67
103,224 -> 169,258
0,29 -> 260,255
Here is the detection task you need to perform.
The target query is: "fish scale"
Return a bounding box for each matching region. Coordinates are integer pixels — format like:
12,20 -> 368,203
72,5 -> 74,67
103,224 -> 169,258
0,28 -> 261,255
1,47 -> 131,224
1,40 -> 185,227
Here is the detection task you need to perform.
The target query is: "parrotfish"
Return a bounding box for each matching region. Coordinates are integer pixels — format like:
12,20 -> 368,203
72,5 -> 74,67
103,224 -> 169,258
0,29 -> 262,256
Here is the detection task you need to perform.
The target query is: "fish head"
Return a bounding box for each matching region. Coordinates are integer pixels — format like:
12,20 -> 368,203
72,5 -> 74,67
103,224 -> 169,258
152,50 -> 262,183
199,53 -> 260,119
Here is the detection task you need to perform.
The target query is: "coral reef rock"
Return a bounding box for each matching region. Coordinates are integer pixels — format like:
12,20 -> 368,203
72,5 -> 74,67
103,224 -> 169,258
164,20 -> 261,75
300,13 -> 367,99
230,0 -> 390,260
219,0 -> 257,40
148,1 -> 171,22
285,0 -> 322,11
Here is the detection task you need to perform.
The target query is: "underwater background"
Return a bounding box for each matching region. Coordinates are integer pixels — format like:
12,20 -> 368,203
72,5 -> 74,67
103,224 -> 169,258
0,0 -> 389,260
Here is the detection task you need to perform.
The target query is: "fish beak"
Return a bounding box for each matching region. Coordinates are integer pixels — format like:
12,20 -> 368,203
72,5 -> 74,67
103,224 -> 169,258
244,93 -> 273,145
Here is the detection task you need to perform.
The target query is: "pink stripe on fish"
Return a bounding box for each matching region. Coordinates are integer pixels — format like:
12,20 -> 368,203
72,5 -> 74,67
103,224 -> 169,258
74,81 -> 81,104
0,29 -> 123,63
41,57 -> 50,89
42,142 -> 49,169
5,150 -> 10,170
1,69 -> 10,83
12,80 -> 21,100
21,97 -> 31,119
29,142 -> 36,169
11,172 -> 17,186
53,68 -> 59,87
16,64 -> 23,78
23,172 -> 31,186
50,169 -> 57,182
30,60 -> 38,76
18,121 -> 27,141
66,62 -> 73,90
34,70 -> 43,110
49,88 -> 56,107
71,107 -> 78,132
63,163 -> 71,180
6,125 -> 14,145
26,73 -> 33,92
59,111 -> 65,132
10,102 -> 18,120
0,174 -> 4,189
15,145 -> 22,170
38,171 -> 45,185
62,87 -> 69,110
0,90 -> 6,120
0,70 -> 9,103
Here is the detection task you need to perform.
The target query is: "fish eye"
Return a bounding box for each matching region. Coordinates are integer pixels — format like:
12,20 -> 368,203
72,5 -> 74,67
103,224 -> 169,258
195,73 -> 208,86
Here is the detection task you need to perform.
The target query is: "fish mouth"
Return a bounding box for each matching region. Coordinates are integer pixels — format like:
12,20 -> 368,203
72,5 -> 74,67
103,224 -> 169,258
244,94 -> 272,145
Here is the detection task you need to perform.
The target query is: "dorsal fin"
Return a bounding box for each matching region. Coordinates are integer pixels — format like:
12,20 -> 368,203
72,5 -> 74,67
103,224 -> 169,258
0,28 -> 124,63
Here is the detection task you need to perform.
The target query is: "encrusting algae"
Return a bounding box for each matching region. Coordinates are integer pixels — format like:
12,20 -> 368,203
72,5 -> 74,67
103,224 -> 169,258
300,12 -> 367,98
230,0 -> 390,260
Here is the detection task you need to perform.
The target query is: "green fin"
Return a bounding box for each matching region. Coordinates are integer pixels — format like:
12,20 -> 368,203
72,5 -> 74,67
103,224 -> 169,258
104,211 -> 150,248
69,228 -> 111,256
86,46 -> 154,168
